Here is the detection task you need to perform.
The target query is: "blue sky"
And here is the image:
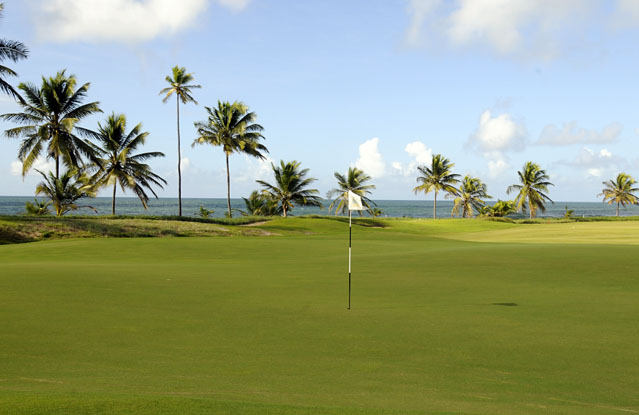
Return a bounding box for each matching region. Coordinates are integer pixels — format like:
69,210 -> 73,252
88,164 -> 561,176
2,0 -> 639,201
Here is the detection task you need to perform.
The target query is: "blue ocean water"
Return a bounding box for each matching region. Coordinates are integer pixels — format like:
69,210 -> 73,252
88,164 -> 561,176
2,196 -> 638,218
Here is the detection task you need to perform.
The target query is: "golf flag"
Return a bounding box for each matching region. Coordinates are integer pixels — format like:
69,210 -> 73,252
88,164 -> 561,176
348,191 -> 364,211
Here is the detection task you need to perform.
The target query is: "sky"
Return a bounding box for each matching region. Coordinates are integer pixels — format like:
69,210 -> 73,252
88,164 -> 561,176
1,0 -> 639,201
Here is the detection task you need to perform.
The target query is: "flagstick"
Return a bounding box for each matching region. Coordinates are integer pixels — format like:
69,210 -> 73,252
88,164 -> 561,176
348,209 -> 352,310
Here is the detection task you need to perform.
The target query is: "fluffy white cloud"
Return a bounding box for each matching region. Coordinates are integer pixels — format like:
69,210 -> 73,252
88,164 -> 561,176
355,137 -> 386,178
405,0 -> 595,60
180,157 -> 191,171
405,0 -> 441,45
468,110 -> 527,153
391,141 -> 433,176
487,158 -> 509,179
234,155 -> 274,183
31,0 -> 250,43
560,146 -> 625,178
537,121 -> 622,146
612,0 -> 639,27
466,110 -> 525,179
10,158 -> 55,177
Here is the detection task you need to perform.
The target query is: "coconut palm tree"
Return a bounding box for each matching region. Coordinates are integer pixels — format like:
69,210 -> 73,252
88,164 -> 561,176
451,175 -> 491,218
24,198 -> 51,216
507,161 -> 554,219
598,173 -> 639,217
479,200 -> 517,218
160,66 -> 201,217
1,70 -> 101,178
241,190 -> 282,216
413,154 -> 460,219
257,160 -> 322,218
193,101 -> 267,218
35,169 -> 97,216
0,3 -> 28,102
326,167 -> 376,216
89,113 -> 166,215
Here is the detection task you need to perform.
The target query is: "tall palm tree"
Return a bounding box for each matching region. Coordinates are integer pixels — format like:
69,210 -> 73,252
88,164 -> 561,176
89,113 -> 166,215
413,154 -> 460,219
0,3 -> 28,102
598,173 -> 639,217
507,161 -> 554,219
257,160 -> 322,218
160,66 -> 201,217
193,101 -> 267,218
326,167 -> 376,216
1,70 -> 101,178
452,175 -> 491,218
35,169 -> 97,217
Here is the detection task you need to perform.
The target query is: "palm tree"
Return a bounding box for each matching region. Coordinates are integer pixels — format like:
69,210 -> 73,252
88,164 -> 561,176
452,175 -> 491,218
326,167 -> 376,216
598,173 -> 639,217
1,70 -> 101,178
35,169 -> 97,216
193,101 -> 267,218
507,161 -> 554,219
257,160 -> 322,217
160,66 -> 201,217
0,3 -> 28,102
89,113 -> 166,215
413,154 -> 460,219
241,190 -> 282,216
24,198 -> 51,216
479,200 -> 517,218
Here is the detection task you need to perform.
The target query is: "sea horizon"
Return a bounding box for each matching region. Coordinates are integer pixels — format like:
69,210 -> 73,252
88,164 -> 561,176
2,195 -> 638,218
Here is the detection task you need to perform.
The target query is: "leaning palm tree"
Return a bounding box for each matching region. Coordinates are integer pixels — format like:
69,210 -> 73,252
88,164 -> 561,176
160,66 -> 201,216
1,70 -> 101,178
451,175 -> 491,218
598,173 -> 639,217
35,169 -> 97,216
507,161 -> 554,219
326,167 -> 376,216
89,113 -> 166,215
257,160 -> 322,217
413,154 -> 460,219
193,101 -> 267,218
0,3 -> 28,101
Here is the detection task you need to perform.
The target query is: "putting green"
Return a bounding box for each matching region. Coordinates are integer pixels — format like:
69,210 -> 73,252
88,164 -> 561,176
443,221 -> 639,245
1,218 -> 638,414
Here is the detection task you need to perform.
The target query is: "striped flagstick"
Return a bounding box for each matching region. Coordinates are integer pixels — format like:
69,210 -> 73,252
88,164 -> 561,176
347,190 -> 363,309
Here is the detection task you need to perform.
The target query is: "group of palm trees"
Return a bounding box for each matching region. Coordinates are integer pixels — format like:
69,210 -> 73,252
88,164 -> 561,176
411,154 -> 553,219
2,3 -> 638,219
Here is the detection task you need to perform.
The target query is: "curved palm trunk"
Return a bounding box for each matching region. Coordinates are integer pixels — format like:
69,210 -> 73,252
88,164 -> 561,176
282,204 -> 287,218
529,199 -> 533,219
176,97 -> 182,217
112,182 -> 117,215
55,156 -> 60,180
617,201 -> 620,217
433,191 -> 437,219
226,153 -> 232,218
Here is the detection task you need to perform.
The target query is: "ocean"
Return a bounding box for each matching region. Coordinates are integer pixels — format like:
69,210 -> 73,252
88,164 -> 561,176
2,196 -> 638,218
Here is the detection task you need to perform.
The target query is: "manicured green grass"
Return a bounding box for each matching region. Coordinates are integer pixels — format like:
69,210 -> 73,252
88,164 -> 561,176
1,218 -> 638,414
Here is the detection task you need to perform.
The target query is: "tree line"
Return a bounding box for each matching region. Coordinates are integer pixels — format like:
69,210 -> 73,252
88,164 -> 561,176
1,3 -> 637,219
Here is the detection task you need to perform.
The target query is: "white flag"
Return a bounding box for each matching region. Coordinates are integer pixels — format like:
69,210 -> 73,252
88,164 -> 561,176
348,191 -> 364,211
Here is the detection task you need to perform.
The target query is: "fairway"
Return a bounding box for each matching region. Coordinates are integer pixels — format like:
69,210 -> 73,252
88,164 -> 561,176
1,218 -> 638,414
